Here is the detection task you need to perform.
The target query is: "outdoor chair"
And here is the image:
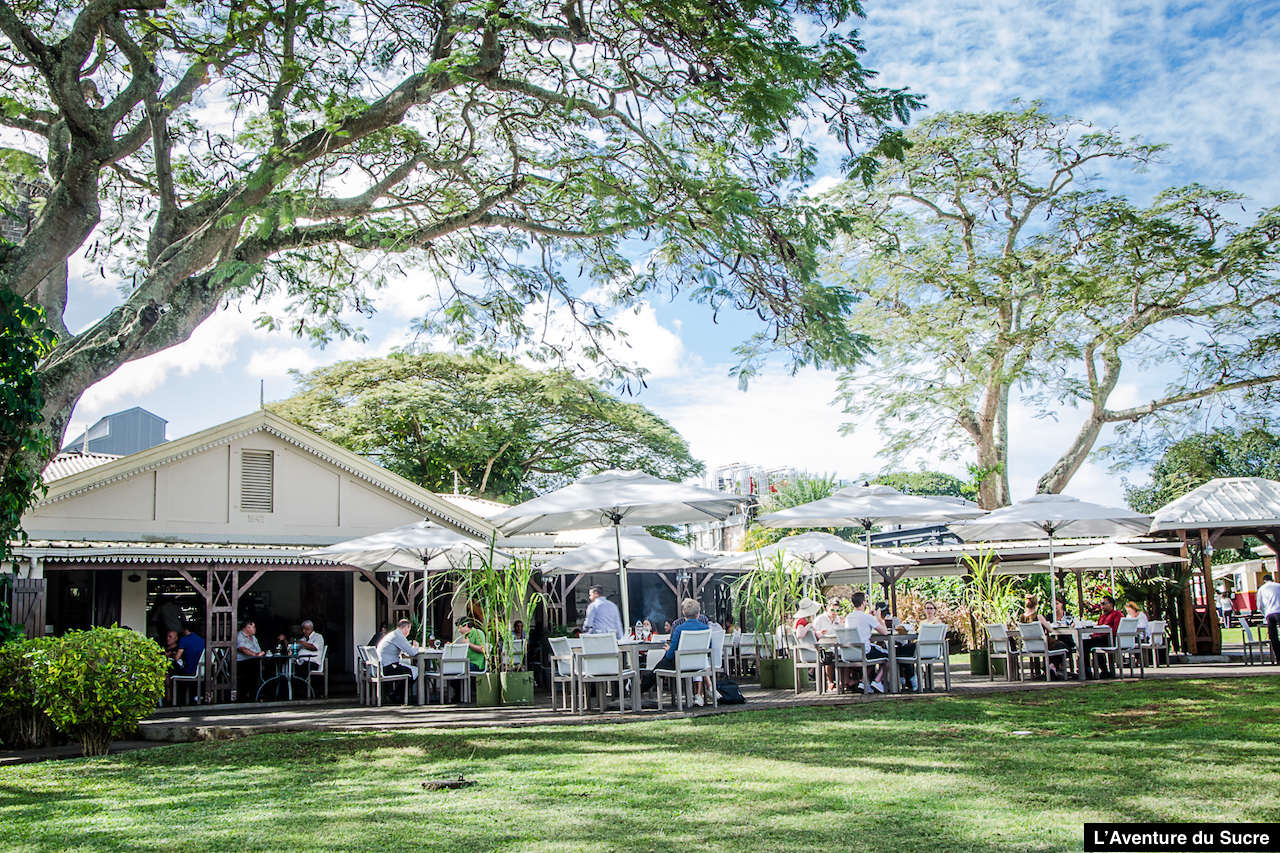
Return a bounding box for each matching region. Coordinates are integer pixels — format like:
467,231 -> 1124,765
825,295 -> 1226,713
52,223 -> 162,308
985,624 -> 1021,682
425,641 -> 472,704
709,624 -> 728,679
509,638 -> 527,670
900,623 -> 951,692
169,656 -> 205,706
548,637 -> 577,712
1241,621 -> 1273,665
655,629 -> 716,711
790,630 -> 824,695
359,645 -> 413,707
833,626 -> 879,694
732,631 -> 755,678
304,645 -> 328,698
1016,622 -> 1067,682
1091,616 -> 1144,678
576,633 -> 637,714
1140,620 -> 1168,668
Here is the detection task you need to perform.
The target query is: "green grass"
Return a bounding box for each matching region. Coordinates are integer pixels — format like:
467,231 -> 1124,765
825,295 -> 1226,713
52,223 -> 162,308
3,679 -> 1279,853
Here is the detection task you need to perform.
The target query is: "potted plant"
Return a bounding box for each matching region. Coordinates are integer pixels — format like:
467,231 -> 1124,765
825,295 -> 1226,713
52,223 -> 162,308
730,552 -> 805,689
960,546 -> 1018,677
463,546 -> 546,706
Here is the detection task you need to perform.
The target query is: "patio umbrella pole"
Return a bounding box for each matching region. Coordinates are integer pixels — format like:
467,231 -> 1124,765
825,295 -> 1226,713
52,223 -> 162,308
615,522 -> 632,629
863,520 -> 874,604
1047,532 -> 1057,618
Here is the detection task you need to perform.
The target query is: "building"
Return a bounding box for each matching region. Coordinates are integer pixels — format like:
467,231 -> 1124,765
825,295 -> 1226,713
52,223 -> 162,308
62,407 -> 168,456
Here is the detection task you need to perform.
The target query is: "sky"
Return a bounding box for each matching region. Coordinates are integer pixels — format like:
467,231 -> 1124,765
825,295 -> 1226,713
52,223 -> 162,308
61,0 -> 1280,506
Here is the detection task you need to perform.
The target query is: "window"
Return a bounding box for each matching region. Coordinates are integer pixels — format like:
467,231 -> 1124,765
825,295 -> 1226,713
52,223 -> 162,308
240,450 -> 274,513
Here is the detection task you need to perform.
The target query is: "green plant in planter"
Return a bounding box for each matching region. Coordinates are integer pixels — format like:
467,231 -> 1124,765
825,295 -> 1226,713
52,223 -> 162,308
28,627 -> 166,756
463,547 -> 548,672
960,546 -> 1020,651
730,550 -> 806,664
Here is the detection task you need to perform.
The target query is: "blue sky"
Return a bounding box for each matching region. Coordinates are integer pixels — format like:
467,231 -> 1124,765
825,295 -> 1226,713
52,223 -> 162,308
64,0 -> 1280,505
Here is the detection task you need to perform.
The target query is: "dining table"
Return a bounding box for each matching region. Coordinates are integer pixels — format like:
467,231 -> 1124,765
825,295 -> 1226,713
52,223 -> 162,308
567,636 -> 668,712
410,647 -> 445,705
255,652 -> 313,701
819,628 -> 917,694
1051,622 -> 1112,682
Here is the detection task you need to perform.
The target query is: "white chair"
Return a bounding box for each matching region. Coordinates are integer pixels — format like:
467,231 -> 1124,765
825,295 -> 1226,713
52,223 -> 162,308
985,624 -> 1021,682
791,630 -> 824,695
733,631 -> 755,678
360,646 -> 414,707
302,645 -> 327,698
655,629 -> 716,711
509,638 -> 527,670
1242,621 -> 1273,665
1091,617 -> 1144,678
548,637 -> 577,711
709,623 -> 728,678
1140,620 -> 1168,668
576,633 -> 637,714
900,623 -> 951,692
354,646 -> 373,704
426,641 -> 472,704
1016,622 -> 1067,681
833,626 -> 880,693
169,656 -> 205,706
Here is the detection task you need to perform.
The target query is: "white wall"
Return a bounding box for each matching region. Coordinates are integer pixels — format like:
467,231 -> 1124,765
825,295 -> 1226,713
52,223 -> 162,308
120,570 -> 147,634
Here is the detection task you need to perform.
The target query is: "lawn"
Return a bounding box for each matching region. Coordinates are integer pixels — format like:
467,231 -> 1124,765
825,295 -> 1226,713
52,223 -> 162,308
2,678 -> 1279,853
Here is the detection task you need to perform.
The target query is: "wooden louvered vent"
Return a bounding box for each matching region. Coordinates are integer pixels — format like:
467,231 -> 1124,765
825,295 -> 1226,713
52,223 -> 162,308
240,450 -> 274,513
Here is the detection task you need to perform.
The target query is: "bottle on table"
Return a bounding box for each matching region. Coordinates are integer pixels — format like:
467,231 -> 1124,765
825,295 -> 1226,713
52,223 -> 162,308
634,621 -> 642,639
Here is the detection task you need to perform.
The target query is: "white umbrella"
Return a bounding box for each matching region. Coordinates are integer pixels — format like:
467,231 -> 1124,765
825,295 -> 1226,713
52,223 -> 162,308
1035,541 -> 1188,597
709,531 -> 917,589
950,494 -> 1152,617
538,527 -> 716,576
757,485 -> 985,601
302,521 -> 507,633
488,470 -> 743,626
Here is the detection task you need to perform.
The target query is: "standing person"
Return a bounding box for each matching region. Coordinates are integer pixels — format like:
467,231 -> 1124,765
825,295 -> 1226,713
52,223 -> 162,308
844,592 -> 889,693
376,619 -> 419,703
1258,574 -> 1280,664
1217,591 -> 1234,628
235,620 -> 266,701
296,620 -> 324,681
582,585 -> 624,639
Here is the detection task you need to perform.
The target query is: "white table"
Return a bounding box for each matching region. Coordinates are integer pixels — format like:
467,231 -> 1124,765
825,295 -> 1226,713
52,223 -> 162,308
819,630 -> 917,694
410,648 -> 444,705
1052,624 -> 1112,682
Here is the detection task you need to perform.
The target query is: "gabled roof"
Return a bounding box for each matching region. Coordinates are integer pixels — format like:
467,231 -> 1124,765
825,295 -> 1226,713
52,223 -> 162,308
34,410 -> 495,539
1150,477 -> 1280,533
42,451 -> 121,483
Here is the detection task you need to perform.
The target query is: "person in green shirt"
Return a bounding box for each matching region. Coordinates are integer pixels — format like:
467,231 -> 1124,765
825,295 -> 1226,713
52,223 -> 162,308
456,618 -> 488,672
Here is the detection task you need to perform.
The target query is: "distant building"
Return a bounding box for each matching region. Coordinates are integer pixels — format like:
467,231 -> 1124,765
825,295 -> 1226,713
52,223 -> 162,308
63,407 -> 168,456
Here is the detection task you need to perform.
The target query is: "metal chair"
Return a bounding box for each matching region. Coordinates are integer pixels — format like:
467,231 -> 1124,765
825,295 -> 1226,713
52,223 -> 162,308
425,641 -> 472,704
169,656 -> 205,706
576,633 -> 637,714
1091,617 -> 1144,678
548,637 -> 577,711
1016,622 -> 1067,681
361,645 -> 413,706
1140,620 -> 1168,668
985,623 -> 1021,682
791,630 -> 824,695
302,645 -> 327,698
1242,620 -> 1273,665
833,626 -> 880,693
901,623 -> 951,692
655,629 -> 716,711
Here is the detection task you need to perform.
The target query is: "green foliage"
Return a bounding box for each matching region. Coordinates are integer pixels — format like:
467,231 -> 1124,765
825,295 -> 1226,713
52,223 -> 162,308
830,103 -> 1280,506
462,547 -> 547,672
0,636 -> 57,749
729,551 -> 806,655
0,290 -> 56,563
875,470 -> 968,498
741,474 -> 859,549
269,352 -> 703,501
1126,428 -> 1280,513
28,627 -> 167,756
960,547 -> 1019,650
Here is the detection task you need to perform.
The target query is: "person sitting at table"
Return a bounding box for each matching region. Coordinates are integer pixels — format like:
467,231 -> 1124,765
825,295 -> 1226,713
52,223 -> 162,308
1084,596 -> 1123,679
1020,594 -> 1062,680
813,599 -> 841,638
641,598 -> 712,705
295,620 -> 324,681
582,585 -> 624,639
920,601 -> 944,625
162,629 -> 184,674
376,618 -> 419,702
844,592 -> 889,693
876,601 -> 917,690
642,619 -> 655,639
235,620 -> 266,701
368,623 -> 389,648
1050,597 -> 1077,656
1123,601 -> 1150,638
793,598 -> 835,692
177,622 -> 205,677
456,618 -> 488,672
512,620 -> 525,640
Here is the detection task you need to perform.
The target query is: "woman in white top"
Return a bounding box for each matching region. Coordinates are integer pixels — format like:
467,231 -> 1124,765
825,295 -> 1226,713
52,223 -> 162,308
1124,601 -> 1150,636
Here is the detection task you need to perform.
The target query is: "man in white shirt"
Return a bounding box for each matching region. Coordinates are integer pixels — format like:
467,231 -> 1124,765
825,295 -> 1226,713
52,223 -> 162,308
813,599 -> 842,638
296,620 -> 324,680
582,585 -> 624,639
843,592 -> 889,692
1257,574 -> 1280,664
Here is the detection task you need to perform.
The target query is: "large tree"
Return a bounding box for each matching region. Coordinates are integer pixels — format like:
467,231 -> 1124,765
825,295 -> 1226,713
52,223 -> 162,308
824,105 -> 1280,508
1126,428 -> 1280,515
0,0 -> 920,539
269,350 -> 702,500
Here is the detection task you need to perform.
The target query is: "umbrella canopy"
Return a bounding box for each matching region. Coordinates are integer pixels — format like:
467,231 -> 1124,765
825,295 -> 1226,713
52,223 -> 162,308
756,484 -> 984,600
1035,541 -> 1188,595
538,527 -> 717,577
488,469 -> 743,626
302,521 -> 502,572
950,494 -> 1152,615
709,531 -> 918,578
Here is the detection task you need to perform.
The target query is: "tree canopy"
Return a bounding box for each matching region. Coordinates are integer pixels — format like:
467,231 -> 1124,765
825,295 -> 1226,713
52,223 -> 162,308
0,0 -> 920,539
1126,428 -> 1280,515
269,351 -> 702,500
826,105 -> 1280,508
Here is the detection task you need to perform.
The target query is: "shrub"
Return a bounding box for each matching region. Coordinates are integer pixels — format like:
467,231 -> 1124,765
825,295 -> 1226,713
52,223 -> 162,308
29,627 -> 167,756
0,637 -> 58,749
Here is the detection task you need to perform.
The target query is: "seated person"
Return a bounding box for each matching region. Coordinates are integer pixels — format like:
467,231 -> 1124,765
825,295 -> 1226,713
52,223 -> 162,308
163,629 -> 185,676
876,601 -> 916,690
368,623 -> 389,648
641,598 -> 711,705
1123,601 -> 1150,637
296,619 -> 324,680
177,623 -> 205,676
920,601 -> 944,625
512,620 -> 525,641
456,618 -> 488,672
1084,596 -> 1123,678
375,618 -> 419,701
1051,597 -> 1077,654
844,592 -> 889,692
1020,594 -> 1062,680
235,620 -> 266,701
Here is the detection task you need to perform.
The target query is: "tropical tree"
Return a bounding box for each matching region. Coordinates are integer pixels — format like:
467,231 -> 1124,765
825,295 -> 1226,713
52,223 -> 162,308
740,473 -> 857,549
270,351 -> 702,500
874,470 -> 967,499
824,105 -> 1280,508
1125,428 -> 1280,515
0,0 -> 921,542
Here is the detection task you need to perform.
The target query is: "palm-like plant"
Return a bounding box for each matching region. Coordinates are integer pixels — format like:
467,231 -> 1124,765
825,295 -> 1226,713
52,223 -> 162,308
730,551 -> 806,658
463,545 -> 547,672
